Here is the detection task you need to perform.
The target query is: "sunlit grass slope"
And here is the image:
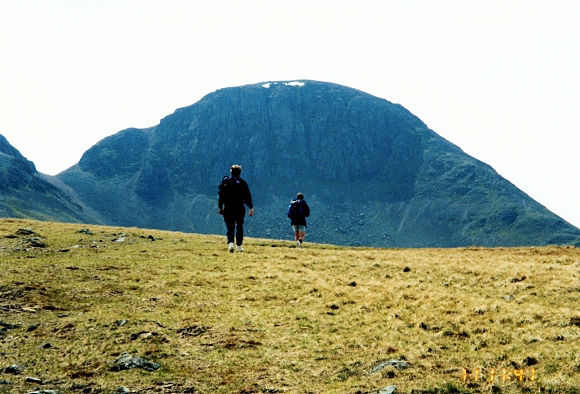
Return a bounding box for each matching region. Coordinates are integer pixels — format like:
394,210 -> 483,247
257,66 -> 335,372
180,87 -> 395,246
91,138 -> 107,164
1,219 -> 579,393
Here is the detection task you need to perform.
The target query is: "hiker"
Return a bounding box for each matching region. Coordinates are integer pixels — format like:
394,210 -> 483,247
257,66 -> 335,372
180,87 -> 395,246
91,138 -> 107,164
288,192 -> 310,247
218,164 -> 254,252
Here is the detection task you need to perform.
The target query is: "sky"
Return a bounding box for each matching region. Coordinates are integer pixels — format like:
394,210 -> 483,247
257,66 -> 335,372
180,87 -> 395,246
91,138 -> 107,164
1,0 -> 579,229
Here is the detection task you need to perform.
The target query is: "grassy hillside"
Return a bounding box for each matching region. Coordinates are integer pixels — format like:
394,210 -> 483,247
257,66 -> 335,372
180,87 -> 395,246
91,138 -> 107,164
0,219 -> 578,393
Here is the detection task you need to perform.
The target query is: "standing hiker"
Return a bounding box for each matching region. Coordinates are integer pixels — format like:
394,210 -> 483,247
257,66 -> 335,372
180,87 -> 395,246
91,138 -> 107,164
218,164 -> 254,252
288,192 -> 310,247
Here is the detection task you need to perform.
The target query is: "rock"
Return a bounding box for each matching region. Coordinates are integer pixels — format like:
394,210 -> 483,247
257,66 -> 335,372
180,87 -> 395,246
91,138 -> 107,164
77,228 -> 94,235
39,343 -> 52,349
570,316 -> 580,327
16,228 -> 36,235
111,353 -> 160,372
130,331 -> 154,341
348,281 -> 357,287
25,376 -> 43,384
4,364 -> 23,375
371,360 -> 410,373
112,237 -> 126,243
115,319 -> 129,327
0,321 -> 21,329
28,390 -> 60,394
26,238 -> 47,248
523,356 -> 538,366
503,295 -> 514,301
376,386 -> 397,394
0,380 -> 11,385
114,387 -> 131,394
403,267 -> 411,272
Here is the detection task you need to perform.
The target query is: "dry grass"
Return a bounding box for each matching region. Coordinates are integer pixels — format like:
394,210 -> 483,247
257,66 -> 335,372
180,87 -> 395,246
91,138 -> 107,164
0,218 -> 579,393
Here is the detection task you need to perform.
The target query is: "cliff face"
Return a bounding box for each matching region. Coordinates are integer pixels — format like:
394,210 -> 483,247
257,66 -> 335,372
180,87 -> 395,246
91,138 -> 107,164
0,135 -> 95,223
49,80 -> 579,246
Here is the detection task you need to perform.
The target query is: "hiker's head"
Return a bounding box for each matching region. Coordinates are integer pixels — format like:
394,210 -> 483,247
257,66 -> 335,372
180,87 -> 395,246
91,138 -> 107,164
296,192 -> 304,200
230,165 -> 242,177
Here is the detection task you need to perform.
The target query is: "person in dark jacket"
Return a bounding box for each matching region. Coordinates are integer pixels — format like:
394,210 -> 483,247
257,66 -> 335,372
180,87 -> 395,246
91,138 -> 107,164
288,192 -> 310,248
218,164 -> 254,252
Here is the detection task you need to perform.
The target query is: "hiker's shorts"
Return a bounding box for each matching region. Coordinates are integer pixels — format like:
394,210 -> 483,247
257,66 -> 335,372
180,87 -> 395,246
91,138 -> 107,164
292,225 -> 306,232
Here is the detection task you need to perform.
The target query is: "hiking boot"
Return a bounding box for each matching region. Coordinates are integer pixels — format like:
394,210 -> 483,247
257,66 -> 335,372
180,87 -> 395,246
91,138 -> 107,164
228,242 -> 235,253
236,245 -> 243,252
297,240 -> 302,248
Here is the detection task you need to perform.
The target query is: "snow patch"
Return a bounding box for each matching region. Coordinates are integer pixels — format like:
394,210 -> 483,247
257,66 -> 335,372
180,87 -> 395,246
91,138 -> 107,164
261,81 -> 305,88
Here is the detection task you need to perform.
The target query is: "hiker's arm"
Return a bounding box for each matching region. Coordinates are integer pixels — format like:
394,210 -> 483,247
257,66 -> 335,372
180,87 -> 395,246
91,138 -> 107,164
217,194 -> 224,215
246,184 -> 254,216
243,182 -> 253,210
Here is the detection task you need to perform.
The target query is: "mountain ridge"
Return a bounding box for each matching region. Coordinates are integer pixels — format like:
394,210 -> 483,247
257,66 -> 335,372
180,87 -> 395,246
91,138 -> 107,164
0,135 -> 96,223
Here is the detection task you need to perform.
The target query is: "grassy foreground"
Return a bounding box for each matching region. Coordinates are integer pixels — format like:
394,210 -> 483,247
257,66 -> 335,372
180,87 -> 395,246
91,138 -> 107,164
0,218 -> 579,393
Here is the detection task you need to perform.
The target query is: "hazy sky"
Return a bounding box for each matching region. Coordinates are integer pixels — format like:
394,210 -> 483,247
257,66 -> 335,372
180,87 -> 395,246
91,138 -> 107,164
1,0 -> 579,228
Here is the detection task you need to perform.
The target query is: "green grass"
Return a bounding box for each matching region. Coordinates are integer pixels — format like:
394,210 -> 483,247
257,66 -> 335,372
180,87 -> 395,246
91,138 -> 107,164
0,218 -> 579,393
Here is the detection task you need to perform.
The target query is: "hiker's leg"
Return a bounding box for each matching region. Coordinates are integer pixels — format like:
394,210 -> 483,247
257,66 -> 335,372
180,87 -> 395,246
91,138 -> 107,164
299,230 -> 306,242
292,225 -> 300,241
224,214 -> 236,244
235,214 -> 245,246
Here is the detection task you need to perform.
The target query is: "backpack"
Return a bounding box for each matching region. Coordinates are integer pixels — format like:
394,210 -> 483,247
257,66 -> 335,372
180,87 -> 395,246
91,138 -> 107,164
218,176 -> 233,203
288,200 -> 304,220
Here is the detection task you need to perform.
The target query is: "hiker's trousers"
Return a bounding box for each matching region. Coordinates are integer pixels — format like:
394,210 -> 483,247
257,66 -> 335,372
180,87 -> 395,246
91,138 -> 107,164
223,212 -> 245,246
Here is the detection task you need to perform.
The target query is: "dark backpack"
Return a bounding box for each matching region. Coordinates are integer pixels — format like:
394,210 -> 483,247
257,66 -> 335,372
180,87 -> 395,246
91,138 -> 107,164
288,200 -> 304,220
218,176 -> 233,202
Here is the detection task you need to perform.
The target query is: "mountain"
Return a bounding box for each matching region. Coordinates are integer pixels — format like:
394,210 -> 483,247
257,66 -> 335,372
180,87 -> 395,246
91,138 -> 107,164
0,134 -> 97,223
53,80 -> 580,247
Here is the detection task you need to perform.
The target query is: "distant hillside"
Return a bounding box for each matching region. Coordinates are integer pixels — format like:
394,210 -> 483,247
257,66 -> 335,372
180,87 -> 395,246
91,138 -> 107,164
0,134 -> 96,223
53,80 -> 580,247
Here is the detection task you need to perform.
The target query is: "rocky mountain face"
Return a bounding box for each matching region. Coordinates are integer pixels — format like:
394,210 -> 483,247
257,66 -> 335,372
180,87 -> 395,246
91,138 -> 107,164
0,135 -> 95,223
51,80 -> 580,247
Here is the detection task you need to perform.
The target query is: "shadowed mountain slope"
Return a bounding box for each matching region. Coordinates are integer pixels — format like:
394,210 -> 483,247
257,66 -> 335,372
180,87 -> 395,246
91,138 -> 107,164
0,134 -> 97,223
